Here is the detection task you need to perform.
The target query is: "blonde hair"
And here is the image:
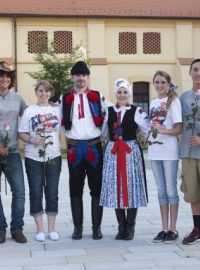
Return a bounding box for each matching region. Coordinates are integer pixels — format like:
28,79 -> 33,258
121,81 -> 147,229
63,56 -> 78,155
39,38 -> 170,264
153,70 -> 177,109
34,80 -> 54,96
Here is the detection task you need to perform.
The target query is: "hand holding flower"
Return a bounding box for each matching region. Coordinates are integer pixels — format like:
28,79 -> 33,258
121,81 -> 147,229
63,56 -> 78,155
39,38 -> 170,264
0,145 -> 8,157
189,135 -> 200,147
30,136 -> 45,146
152,121 -> 167,135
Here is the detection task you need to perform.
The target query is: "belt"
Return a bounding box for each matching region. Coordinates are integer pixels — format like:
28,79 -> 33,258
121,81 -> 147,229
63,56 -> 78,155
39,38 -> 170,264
67,137 -> 101,146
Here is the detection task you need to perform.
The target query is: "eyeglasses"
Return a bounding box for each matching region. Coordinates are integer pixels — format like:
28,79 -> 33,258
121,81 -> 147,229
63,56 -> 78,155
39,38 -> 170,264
117,90 -> 129,94
154,81 -> 167,84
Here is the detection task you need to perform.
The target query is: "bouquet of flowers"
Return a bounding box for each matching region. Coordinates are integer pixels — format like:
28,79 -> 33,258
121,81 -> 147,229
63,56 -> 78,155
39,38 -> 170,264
145,102 -> 168,146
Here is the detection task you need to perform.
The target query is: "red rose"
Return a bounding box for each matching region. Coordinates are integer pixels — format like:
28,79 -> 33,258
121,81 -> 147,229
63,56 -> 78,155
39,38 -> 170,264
93,116 -> 103,126
113,122 -> 118,129
87,91 -> 99,102
88,148 -> 96,162
67,149 -> 76,164
65,94 -> 74,104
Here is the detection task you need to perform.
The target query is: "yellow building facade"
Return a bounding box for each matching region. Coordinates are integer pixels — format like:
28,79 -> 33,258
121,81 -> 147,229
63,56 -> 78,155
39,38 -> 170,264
1,16 -> 200,110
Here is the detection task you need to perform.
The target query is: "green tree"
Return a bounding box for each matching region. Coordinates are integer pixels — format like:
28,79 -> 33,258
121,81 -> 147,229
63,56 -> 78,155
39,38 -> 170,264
27,40 -> 90,102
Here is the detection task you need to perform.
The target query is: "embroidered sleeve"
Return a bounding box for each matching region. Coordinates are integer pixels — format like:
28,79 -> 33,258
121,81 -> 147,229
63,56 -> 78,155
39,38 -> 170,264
134,107 -> 149,138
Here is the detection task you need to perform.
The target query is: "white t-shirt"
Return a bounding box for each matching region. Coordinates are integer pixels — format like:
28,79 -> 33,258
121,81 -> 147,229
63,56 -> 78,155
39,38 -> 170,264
18,104 -> 61,162
148,97 -> 182,160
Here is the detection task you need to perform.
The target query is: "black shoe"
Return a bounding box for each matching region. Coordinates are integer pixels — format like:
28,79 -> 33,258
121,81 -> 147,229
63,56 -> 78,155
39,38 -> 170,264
92,226 -> 102,240
164,231 -> 179,243
0,230 -> 6,244
115,209 -> 126,240
72,226 -> 83,240
124,208 -> 137,240
115,231 -> 124,240
70,197 -> 83,240
124,227 -> 135,240
91,197 -> 103,240
153,231 -> 167,243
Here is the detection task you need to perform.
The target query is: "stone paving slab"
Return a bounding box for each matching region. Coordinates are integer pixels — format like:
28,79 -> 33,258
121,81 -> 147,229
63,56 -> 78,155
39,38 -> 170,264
0,155 -> 200,270
84,260 -> 158,270
23,265 -> 85,270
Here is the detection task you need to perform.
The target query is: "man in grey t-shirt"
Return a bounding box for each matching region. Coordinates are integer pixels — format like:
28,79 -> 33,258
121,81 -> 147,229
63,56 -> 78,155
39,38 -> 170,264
180,58 -> 200,245
0,61 -> 27,244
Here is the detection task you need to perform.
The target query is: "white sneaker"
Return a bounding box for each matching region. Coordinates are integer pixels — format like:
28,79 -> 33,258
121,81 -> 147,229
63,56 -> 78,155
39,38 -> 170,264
35,232 -> 45,242
49,231 -> 59,241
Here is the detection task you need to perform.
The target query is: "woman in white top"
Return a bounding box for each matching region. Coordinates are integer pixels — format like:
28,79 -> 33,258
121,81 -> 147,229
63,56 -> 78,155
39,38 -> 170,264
148,71 -> 182,243
18,80 -> 62,242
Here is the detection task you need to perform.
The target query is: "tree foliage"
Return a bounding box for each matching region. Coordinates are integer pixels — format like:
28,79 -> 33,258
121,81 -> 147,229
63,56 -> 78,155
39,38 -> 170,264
26,40 -> 90,102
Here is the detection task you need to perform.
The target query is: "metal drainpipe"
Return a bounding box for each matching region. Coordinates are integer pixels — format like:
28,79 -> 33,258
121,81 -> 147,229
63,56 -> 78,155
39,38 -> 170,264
13,15 -> 18,92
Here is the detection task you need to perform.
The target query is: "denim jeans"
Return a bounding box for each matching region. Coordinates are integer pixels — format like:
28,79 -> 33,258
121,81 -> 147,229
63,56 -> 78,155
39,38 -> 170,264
25,156 -> 61,216
0,153 -> 25,232
151,160 -> 179,205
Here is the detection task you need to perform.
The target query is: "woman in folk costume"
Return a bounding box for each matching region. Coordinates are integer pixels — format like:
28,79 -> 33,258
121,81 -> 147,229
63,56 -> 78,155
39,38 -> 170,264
100,79 -> 148,240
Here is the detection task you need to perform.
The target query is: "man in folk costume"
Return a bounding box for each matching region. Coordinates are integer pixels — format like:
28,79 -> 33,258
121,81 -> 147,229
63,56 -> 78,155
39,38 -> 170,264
62,61 -> 111,240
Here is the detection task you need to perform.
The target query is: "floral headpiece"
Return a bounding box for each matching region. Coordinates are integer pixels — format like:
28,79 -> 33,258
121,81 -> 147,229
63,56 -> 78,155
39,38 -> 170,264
114,78 -> 131,94
169,82 -> 178,91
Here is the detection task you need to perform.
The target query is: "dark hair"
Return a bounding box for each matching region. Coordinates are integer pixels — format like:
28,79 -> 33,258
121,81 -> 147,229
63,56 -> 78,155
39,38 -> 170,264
153,70 -> 177,109
34,80 -> 54,96
189,58 -> 200,72
0,70 -> 15,89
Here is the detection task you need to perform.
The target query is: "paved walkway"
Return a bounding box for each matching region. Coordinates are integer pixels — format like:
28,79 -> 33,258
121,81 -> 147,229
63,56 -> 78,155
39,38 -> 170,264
0,154 -> 200,270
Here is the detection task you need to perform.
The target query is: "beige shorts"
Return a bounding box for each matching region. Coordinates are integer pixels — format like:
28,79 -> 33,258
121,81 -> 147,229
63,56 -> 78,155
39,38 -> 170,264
181,158 -> 200,203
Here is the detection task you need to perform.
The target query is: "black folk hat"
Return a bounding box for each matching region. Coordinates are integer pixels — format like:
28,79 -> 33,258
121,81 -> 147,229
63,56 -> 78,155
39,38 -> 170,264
71,61 -> 90,76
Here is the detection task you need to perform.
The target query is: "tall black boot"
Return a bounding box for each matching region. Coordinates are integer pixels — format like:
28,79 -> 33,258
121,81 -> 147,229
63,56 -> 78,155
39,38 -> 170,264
124,208 -> 138,240
70,197 -> 83,240
115,209 -> 126,240
91,197 -> 103,240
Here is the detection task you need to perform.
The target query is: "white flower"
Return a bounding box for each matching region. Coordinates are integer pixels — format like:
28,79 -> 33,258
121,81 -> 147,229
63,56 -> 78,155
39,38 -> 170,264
77,46 -> 87,59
